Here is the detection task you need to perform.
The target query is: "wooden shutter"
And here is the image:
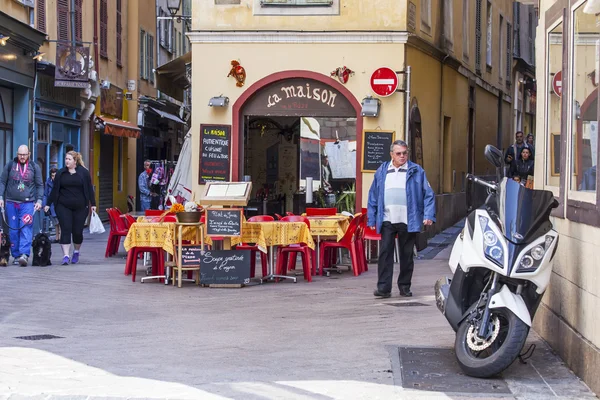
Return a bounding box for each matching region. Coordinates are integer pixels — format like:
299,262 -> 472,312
100,0 -> 108,57
116,0 -> 122,67
514,3 -> 521,58
57,0 -> 69,41
506,22 -> 512,85
75,0 -> 83,43
475,0 -> 482,74
37,0 -> 46,33
140,30 -> 146,79
148,35 -> 154,83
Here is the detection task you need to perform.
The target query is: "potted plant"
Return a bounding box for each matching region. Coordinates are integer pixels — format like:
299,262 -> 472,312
336,183 -> 356,214
171,202 -> 204,223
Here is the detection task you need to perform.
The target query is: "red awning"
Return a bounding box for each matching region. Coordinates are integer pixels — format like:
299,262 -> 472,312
97,116 -> 141,138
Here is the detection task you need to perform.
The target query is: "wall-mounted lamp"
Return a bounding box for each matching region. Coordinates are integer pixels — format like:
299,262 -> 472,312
101,80 -> 111,89
361,96 -> 381,117
32,52 -> 45,61
208,95 -> 229,107
0,35 -> 10,46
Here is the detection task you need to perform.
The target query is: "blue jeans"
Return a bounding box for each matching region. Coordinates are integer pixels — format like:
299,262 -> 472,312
140,198 -> 151,211
5,201 -> 35,258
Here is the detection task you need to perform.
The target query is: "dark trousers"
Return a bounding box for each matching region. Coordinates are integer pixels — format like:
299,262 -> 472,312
55,203 -> 88,245
377,221 -> 417,293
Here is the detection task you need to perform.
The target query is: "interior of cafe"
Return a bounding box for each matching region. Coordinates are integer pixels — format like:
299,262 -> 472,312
242,116 -> 358,217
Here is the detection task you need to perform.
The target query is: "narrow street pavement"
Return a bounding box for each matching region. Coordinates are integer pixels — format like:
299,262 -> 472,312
0,226 -> 596,400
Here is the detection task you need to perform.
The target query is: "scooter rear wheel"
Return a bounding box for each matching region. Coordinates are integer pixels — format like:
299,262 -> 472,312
455,307 -> 529,378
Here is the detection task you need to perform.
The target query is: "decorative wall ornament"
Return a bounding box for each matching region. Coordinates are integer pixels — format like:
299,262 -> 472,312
330,66 -> 354,84
227,60 -> 246,87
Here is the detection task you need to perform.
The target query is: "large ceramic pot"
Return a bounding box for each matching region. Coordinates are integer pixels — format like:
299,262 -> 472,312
176,211 -> 202,223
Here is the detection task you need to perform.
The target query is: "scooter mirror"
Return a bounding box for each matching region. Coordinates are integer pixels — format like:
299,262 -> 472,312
484,145 -> 504,168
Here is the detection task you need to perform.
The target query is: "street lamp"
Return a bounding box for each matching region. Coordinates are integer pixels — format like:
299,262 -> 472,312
159,0 -> 191,25
167,0 -> 182,16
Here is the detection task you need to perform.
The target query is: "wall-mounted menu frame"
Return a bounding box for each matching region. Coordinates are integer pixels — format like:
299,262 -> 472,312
361,130 -> 394,172
200,182 -> 253,206
199,124 -> 231,184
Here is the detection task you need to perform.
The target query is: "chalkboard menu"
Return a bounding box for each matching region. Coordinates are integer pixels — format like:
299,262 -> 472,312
199,124 -> 231,184
200,250 -> 251,285
362,130 -> 394,172
179,245 -> 203,266
205,208 -> 243,237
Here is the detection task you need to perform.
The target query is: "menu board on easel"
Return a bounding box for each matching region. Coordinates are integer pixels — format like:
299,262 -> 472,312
205,208 -> 243,237
199,182 -> 253,207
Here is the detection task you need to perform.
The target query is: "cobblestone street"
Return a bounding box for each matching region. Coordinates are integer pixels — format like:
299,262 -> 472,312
0,229 -> 596,399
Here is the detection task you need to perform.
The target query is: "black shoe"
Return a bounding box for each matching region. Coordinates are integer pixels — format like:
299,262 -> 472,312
399,286 -> 413,297
373,289 -> 391,298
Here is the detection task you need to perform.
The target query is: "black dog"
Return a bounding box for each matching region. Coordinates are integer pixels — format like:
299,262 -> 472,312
0,231 -> 10,267
31,233 -> 52,267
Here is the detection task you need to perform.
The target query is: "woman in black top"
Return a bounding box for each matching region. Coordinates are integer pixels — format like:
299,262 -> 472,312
510,147 -> 535,182
45,151 -> 96,265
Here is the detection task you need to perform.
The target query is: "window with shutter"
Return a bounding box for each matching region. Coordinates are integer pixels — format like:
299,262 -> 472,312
75,0 -> 82,43
57,0 -> 69,41
148,35 -> 155,83
168,20 -> 173,53
161,10 -> 168,48
462,0 -> 469,60
486,1 -> 492,68
499,15 -> 503,81
514,4 -> 521,58
506,22 -> 512,86
37,0 -> 46,33
140,29 -> 146,79
475,0 -> 482,74
100,0 -> 108,58
116,0 -> 122,67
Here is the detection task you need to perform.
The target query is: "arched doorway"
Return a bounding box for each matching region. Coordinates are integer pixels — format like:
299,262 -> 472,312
232,71 -> 363,214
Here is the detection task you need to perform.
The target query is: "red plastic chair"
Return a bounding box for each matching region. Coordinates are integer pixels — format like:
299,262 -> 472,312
285,212 -> 295,216
319,213 -> 364,276
106,208 -> 129,257
236,215 -> 273,278
145,209 -> 164,216
274,213 -> 283,220
275,216 -> 315,282
125,246 -> 165,282
306,207 -> 337,216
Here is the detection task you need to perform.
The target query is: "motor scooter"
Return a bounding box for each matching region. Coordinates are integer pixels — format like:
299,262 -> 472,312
434,144 -> 559,378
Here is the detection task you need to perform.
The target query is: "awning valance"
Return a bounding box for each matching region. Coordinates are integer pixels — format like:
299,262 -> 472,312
149,106 -> 186,124
96,116 -> 141,138
155,52 -> 191,102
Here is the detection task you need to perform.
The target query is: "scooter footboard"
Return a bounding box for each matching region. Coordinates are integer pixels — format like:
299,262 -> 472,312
489,285 -> 532,327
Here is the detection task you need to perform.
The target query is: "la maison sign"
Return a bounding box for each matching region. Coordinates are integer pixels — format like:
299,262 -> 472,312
267,82 -> 338,108
245,78 -> 355,117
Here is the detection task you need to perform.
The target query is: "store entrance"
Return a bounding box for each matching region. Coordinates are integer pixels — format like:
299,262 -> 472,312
243,115 -> 358,218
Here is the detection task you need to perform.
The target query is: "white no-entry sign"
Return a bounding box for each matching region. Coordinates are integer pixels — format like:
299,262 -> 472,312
370,67 -> 399,97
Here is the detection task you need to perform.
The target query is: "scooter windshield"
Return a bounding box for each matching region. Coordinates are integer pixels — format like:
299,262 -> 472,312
494,178 -> 557,244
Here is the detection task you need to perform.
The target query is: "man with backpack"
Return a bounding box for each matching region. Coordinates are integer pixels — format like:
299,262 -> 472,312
0,145 -> 44,266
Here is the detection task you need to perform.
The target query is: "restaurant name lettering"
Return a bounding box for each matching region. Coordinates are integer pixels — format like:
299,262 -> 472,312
267,83 -> 338,108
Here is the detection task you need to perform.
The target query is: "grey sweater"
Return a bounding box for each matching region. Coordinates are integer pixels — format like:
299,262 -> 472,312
0,159 -> 44,204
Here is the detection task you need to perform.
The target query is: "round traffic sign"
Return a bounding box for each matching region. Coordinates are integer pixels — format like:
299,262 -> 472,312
370,67 -> 398,97
552,71 -> 562,97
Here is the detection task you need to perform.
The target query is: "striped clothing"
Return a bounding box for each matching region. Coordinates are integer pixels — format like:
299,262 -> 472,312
383,163 -> 408,224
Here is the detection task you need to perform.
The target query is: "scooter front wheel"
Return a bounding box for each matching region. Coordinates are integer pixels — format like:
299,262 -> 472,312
454,307 -> 529,378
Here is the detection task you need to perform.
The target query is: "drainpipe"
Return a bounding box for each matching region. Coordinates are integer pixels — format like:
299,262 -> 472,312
90,0 -> 99,179
438,54 -> 450,194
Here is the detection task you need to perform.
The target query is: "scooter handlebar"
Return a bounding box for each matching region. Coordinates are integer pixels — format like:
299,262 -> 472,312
466,174 -> 497,191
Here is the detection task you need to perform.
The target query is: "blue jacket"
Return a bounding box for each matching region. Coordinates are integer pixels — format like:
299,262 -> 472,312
42,177 -> 56,217
367,161 -> 436,233
138,171 -> 151,203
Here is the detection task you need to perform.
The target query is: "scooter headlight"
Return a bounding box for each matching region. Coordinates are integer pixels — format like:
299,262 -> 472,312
483,231 -> 498,246
479,216 -> 504,267
530,245 -> 545,261
520,255 -> 535,269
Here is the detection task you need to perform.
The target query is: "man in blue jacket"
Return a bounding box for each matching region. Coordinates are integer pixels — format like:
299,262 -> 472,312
367,140 -> 436,298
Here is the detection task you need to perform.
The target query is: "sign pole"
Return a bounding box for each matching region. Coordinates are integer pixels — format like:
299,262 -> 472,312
404,66 -> 411,150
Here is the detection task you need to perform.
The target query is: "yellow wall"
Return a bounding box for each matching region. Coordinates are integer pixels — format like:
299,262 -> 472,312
474,88 -> 498,176
193,0 -> 408,31
190,42 -> 406,208
406,47 -> 470,194
1,0 -> 29,22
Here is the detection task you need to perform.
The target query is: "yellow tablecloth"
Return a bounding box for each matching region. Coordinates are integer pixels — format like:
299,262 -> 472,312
123,222 -> 203,255
306,216 -> 350,241
231,221 -> 315,253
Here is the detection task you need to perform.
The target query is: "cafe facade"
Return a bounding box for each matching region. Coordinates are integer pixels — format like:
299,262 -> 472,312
535,0 -> 600,394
